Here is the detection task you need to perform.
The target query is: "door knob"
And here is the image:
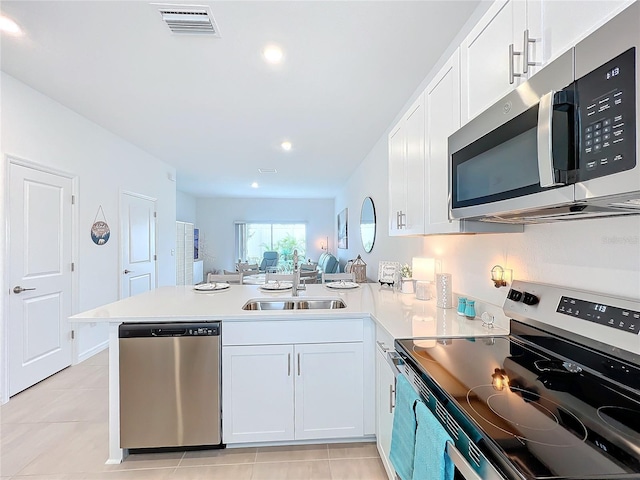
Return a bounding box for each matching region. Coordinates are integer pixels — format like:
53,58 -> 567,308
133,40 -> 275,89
123,269 -> 133,274
13,286 -> 36,294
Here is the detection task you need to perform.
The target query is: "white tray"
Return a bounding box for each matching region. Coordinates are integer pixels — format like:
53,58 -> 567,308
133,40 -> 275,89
259,281 -> 293,291
193,282 -> 230,292
325,281 -> 359,290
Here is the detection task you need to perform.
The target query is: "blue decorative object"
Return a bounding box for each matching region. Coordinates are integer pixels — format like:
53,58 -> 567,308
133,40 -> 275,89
457,297 -> 467,316
464,300 -> 476,319
91,205 -> 110,246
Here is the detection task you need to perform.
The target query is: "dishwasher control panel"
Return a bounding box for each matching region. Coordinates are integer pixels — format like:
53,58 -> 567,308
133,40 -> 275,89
119,322 -> 220,338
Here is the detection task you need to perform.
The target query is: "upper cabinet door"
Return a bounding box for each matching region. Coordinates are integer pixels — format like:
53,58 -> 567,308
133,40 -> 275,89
538,0 -> 633,64
425,49 -> 461,234
460,0 -> 529,124
388,123 -> 406,236
403,98 -> 426,235
388,94 -> 425,236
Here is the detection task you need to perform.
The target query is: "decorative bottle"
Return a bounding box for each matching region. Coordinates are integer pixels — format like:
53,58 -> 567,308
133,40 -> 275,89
457,297 -> 467,316
464,300 -> 476,319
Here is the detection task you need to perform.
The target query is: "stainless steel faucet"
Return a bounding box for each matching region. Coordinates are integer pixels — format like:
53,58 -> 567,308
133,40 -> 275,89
292,249 -> 301,296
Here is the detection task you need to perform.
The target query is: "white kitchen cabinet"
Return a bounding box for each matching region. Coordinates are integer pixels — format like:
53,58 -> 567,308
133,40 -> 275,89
222,320 -> 368,444
388,94 -> 425,236
424,49 -> 462,234
222,344 -> 295,443
175,221 -> 194,285
294,342 -> 364,440
537,0 -> 633,64
460,0 -> 541,124
375,335 -> 396,480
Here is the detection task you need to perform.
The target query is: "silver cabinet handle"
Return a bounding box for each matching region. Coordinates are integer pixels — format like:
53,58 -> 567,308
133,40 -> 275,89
396,211 -> 406,229
288,353 -> 291,376
389,383 -> 396,414
522,29 -> 537,74
508,43 -> 523,85
297,353 -> 301,376
13,286 -> 36,294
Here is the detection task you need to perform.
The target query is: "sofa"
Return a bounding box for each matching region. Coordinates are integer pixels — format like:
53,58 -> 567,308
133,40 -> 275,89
317,252 -> 340,274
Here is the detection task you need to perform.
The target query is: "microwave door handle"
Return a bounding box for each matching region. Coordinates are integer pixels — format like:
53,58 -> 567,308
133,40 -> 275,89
537,90 -> 563,188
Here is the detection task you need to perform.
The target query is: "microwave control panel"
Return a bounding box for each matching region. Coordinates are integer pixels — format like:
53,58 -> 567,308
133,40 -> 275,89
577,47 -> 636,181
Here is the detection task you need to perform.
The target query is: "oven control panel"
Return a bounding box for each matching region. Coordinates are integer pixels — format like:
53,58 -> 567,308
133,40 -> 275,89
556,296 -> 640,334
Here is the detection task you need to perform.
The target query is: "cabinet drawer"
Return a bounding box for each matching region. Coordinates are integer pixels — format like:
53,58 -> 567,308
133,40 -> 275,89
223,319 -> 364,345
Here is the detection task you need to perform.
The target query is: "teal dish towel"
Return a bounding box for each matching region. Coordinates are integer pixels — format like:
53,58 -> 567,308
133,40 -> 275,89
412,400 -> 455,480
389,374 -> 421,480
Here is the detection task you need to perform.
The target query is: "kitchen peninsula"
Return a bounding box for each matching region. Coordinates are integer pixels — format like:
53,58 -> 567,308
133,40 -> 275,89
71,283 -> 506,465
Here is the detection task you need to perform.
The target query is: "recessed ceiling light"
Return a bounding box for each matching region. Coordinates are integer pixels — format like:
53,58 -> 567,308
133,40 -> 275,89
251,182 -> 259,188
281,141 -> 292,151
0,15 -> 23,35
263,44 -> 284,64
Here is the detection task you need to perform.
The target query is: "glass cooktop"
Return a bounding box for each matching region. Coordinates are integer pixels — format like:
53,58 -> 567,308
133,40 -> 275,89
395,331 -> 640,479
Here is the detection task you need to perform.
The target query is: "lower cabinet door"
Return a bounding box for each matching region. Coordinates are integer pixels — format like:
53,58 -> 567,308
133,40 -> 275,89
222,344 -> 295,443
376,346 -> 396,478
294,342 -> 364,440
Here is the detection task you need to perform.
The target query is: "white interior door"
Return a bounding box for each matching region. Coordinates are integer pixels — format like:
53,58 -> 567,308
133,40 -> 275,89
8,162 -> 73,396
120,192 -> 157,298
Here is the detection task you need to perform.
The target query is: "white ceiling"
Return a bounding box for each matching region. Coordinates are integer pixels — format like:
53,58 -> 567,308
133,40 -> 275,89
1,0 -> 481,199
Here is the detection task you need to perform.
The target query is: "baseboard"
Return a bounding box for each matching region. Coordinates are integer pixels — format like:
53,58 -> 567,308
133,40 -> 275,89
77,340 -> 109,364
226,435 -> 376,449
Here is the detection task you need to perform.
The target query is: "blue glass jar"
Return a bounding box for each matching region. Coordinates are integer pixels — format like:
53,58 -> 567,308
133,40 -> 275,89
464,300 -> 476,319
457,297 -> 467,316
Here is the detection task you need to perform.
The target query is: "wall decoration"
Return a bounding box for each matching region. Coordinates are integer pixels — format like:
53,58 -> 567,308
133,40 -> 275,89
337,208 -> 348,249
194,228 -> 199,259
91,205 -> 110,245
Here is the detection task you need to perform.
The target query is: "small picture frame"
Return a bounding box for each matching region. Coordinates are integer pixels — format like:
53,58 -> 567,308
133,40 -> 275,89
378,261 -> 400,286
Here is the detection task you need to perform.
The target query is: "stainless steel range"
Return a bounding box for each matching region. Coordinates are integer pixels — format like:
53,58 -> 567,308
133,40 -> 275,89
393,280 -> 640,479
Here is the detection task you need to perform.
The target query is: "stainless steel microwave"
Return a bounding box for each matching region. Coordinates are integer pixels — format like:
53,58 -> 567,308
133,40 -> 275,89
449,2 -> 640,224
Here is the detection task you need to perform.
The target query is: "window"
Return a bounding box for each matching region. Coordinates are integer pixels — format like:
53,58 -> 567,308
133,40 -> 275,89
235,223 -> 306,268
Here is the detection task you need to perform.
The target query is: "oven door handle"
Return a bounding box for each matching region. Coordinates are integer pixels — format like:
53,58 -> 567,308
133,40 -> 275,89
537,90 -> 564,188
446,441 -> 482,480
386,350 -> 404,376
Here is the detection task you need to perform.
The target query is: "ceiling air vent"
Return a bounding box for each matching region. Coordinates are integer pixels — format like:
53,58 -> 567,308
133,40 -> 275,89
154,4 -> 221,36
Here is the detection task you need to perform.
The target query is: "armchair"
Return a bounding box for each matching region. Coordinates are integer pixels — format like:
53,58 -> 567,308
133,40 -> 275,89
259,251 -> 279,272
317,252 -> 340,274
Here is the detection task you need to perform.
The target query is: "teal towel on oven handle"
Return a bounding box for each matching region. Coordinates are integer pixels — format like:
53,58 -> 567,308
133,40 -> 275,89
412,399 -> 455,480
389,374 -> 421,480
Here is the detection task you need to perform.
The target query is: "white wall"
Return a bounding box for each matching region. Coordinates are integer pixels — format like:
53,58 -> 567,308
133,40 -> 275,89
177,190 -> 197,224
1,73 -> 177,376
196,197 -> 334,274
336,115 -> 640,317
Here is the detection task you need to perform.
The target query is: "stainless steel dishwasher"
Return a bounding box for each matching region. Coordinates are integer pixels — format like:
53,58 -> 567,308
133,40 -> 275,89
119,322 -> 222,450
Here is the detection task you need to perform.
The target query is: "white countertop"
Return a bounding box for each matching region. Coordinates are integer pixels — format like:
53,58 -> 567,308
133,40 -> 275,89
71,283 -> 508,339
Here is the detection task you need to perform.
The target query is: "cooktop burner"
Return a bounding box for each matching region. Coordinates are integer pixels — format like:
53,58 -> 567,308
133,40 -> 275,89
597,406 -> 640,438
466,384 -> 588,447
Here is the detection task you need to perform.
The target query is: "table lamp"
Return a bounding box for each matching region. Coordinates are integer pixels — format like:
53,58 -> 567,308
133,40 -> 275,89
412,257 -> 435,300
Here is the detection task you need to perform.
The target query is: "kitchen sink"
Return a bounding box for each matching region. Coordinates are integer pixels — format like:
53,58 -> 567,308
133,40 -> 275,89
242,298 -> 346,311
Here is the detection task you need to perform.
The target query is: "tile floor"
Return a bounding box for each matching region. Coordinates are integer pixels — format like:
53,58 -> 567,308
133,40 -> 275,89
1,349 -> 387,479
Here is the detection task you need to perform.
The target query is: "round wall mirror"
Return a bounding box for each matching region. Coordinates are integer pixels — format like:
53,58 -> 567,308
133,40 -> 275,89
360,197 -> 376,253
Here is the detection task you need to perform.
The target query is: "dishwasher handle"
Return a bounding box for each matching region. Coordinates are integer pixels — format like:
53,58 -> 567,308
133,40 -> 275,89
152,327 -> 188,337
